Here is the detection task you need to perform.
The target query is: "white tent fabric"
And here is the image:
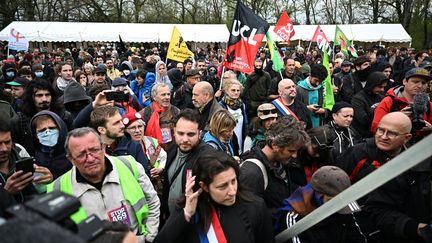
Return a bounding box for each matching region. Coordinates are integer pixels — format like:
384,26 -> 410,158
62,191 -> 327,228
268,24 -> 411,43
0,22 -> 411,43
0,21 -> 230,43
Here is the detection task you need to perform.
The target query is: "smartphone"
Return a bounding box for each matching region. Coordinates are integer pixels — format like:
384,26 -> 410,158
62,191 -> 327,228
15,157 -> 35,174
105,91 -> 127,102
314,104 -> 322,108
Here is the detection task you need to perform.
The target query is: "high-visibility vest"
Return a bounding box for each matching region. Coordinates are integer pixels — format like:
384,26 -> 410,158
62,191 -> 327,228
47,155 -> 149,235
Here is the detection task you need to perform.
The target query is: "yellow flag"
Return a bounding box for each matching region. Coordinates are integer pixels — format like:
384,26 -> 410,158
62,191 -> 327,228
167,26 -> 194,62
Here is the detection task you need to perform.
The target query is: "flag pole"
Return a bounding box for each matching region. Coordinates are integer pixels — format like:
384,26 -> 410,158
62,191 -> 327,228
307,41 -> 312,54
279,71 -> 283,80
219,66 -> 225,90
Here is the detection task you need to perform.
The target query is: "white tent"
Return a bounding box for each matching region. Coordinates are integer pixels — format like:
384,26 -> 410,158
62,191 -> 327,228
0,22 -> 411,44
268,24 -> 411,43
0,21 -> 230,43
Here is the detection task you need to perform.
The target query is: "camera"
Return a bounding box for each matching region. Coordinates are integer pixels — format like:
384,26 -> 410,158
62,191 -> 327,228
3,191 -> 104,242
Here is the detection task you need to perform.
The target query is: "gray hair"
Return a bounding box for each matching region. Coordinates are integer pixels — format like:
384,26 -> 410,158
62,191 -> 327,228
151,83 -> 171,99
65,127 -> 103,156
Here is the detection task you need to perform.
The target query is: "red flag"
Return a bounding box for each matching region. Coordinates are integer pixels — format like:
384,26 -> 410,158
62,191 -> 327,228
273,11 -> 295,44
311,25 -> 330,53
223,2 -> 269,74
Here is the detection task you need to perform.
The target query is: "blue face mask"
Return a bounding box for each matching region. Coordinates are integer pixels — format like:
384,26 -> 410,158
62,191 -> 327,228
35,71 -> 44,78
37,129 -> 59,147
6,71 -> 15,78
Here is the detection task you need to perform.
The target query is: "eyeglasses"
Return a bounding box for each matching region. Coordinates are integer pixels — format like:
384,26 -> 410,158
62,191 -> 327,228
127,124 -> 144,131
71,147 -> 102,161
376,127 -> 407,139
260,109 -> 277,115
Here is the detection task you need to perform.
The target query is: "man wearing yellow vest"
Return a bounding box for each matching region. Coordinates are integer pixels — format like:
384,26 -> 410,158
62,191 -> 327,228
47,127 -> 160,243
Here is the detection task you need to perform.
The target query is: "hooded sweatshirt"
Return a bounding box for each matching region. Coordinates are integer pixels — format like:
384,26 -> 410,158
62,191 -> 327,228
63,81 -> 91,119
30,110 -> 72,179
351,72 -> 387,138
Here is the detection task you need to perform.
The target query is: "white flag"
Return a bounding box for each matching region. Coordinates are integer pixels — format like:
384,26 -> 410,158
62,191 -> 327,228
8,28 -> 29,51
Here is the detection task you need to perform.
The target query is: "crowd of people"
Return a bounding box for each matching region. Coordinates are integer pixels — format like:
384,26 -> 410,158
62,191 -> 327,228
0,42 -> 431,243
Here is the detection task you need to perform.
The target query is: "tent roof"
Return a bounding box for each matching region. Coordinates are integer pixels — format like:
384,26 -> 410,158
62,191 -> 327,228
0,22 -> 411,43
268,24 -> 412,43
0,21 -> 230,43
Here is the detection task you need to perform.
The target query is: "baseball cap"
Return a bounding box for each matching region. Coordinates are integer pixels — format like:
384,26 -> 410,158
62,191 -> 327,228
185,69 -> 200,77
419,61 -> 432,70
112,77 -> 128,87
6,77 -> 29,87
94,66 -> 106,74
341,60 -> 353,66
310,166 -> 361,214
405,68 -> 431,81
257,103 -> 278,120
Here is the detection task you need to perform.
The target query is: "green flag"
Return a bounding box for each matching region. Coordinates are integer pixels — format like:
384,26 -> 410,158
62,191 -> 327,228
322,48 -> 335,110
334,26 -> 357,58
265,32 -> 284,71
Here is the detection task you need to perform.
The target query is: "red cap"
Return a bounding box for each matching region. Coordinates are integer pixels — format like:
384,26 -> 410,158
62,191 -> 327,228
122,112 -> 143,126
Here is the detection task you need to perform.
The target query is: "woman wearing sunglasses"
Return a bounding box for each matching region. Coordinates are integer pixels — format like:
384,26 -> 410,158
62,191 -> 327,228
243,103 -> 278,152
154,150 -> 274,243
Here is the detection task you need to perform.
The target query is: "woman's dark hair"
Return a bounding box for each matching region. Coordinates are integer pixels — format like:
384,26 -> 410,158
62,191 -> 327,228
307,126 -> 334,164
136,69 -> 148,80
179,150 -> 250,233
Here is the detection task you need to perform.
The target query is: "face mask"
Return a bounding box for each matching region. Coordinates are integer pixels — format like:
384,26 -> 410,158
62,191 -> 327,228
123,70 -> 131,76
37,129 -> 59,147
254,67 -> 263,73
35,71 -> 44,78
6,71 -> 15,78
356,66 -> 371,81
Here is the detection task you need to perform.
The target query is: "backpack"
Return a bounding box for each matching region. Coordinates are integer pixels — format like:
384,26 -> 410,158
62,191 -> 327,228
241,158 -> 268,190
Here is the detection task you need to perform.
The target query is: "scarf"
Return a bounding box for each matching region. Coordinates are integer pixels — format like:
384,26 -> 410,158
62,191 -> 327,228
145,102 -> 166,144
277,183 -> 323,217
198,206 -> 228,243
56,77 -> 73,91
223,96 -> 243,110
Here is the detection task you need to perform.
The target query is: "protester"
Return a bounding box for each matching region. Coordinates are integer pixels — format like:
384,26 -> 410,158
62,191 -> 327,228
351,71 -> 388,138
339,56 -> 372,103
191,81 -> 223,131
219,78 -> 248,152
47,127 -> 160,243
275,166 -> 364,242
325,102 -> 360,160
272,78 -> 312,129
155,150 -> 274,243
202,109 -> 239,157
172,69 -> 200,110
240,116 -> 309,214
122,111 -> 167,193
243,103 -> 278,151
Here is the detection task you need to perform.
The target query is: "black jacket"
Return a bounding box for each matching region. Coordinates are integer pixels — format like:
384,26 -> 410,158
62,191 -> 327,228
337,138 -> 398,184
30,110 -> 72,179
365,160 -> 432,243
155,194 -> 274,243
162,142 -> 215,216
325,121 -> 361,161
239,144 -> 293,216
351,73 -> 386,138
339,73 -> 365,103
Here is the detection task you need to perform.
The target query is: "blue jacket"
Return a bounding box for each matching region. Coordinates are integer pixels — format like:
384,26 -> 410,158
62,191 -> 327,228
130,72 -> 155,108
202,131 -> 235,156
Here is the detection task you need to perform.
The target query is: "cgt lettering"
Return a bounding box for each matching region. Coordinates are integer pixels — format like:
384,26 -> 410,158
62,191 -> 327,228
231,20 -> 258,46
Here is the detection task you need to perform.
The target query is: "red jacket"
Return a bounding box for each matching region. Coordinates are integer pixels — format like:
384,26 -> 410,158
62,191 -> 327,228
371,86 -> 432,134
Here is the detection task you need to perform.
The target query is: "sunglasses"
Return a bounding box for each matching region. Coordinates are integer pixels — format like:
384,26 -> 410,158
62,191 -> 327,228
313,135 -> 334,151
260,109 -> 277,115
